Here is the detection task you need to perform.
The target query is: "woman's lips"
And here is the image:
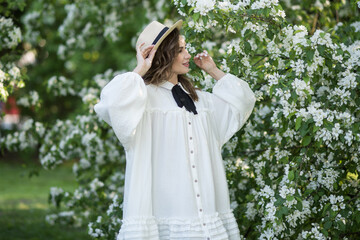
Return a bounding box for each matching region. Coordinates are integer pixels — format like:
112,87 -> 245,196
183,63 -> 189,67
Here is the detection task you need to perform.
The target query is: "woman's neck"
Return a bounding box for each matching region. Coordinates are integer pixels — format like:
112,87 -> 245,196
168,73 -> 178,85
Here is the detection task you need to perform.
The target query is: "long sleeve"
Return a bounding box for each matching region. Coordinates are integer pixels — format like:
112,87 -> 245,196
94,72 -> 147,150
211,73 -> 256,147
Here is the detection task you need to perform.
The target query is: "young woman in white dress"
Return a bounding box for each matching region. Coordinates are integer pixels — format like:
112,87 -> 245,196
94,19 -> 256,240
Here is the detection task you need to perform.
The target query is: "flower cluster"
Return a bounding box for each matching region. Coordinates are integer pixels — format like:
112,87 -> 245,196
47,76 -> 77,96
0,17 -> 22,49
17,90 -> 40,108
0,62 -> 24,101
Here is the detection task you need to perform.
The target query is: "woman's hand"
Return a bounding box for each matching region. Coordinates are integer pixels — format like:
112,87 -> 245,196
194,50 -> 215,72
194,50 -> 225,81
133,43 -> 157,77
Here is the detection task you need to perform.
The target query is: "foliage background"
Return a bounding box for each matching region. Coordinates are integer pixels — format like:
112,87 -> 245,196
1,0 -> 360,239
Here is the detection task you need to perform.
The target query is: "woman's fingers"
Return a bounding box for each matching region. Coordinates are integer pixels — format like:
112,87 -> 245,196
142,45 -> 154,57
137,43 -> 145,55
147,47 -> 157,62
194,50 -> 209,60
137,44 -> 155,61
134,43 -> 156,75
194,49 -> 216,73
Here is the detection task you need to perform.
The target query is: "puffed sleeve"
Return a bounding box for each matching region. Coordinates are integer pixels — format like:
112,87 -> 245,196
94,72 -> 147,150
211,73 -> 256,147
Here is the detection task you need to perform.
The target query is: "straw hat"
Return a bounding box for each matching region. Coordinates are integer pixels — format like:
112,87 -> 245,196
136,19 -> 183,52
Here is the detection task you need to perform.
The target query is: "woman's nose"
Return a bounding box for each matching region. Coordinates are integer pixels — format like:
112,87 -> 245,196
185,50 -> 191,59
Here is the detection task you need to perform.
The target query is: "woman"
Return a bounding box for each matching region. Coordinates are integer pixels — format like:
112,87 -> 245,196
94,20 -> 256,240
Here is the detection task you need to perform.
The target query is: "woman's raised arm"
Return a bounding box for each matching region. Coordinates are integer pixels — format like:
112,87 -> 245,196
194,49 -> 256,147
194,50 -> 226,80
133,43 -> 157,77
94,73 -> 148,151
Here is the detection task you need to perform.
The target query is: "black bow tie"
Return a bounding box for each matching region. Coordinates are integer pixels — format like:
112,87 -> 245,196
171,84 -> 198,115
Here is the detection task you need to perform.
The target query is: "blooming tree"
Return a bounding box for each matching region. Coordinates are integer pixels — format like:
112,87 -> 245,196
1,0 -> 360,239
0,1 -> 25,101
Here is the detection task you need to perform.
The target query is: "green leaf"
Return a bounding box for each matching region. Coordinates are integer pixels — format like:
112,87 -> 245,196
288,170 -> 295,181
295,156 -> 302,164
266,29 -> 274,40
287,111 -> 296,119
202,16 -> 208,26
336,48 -> 344,55
289,50 -> 295,59
275,197 -> 286,206
244,29 -> 251,38
244,41 -> 251,54
317,45 -> 326,55
356,213 -> 360,224
295,117 -> 302,130
280,156 -> 288,164
337,220 -> 346,231
295,197 -> 303,211
286,195 -> 294,202
281,206 -> 289,215
193,13 -> 200,22
325,58 -> 332,68
304,189 -> 314,196
324,121 -> 334,130
294,30 -> 304,34
303,76 -> 310,83
313,125 -> 320,133
264,8 -> 270,17
306,50 -> 315,61
269,85 -> 274,97
302,135 -> 312,146
299,121 -> 310,136
324,221 -> 332,230
321,229 -> 329,237
330,209 -> 337,218
276,206 -> 289,218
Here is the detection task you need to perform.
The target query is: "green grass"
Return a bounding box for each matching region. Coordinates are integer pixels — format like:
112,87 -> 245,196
0,159 -> 90,240
0,209 -> 90,240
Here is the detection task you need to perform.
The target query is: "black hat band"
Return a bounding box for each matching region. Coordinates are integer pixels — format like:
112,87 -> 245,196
152,27 -> 169,45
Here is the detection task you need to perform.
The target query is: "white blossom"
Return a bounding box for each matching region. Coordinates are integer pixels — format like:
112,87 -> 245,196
187,0 -> 215,15
350,21 -> 360,32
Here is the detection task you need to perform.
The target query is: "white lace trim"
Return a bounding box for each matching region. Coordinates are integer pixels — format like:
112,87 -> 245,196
117,211 -> 240,240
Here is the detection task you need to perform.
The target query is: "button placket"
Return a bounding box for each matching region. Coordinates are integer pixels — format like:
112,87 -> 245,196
186,111 -> 210,238
186,111 -> 204,214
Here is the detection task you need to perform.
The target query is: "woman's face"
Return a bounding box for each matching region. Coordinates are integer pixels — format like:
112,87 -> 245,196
171,37 -> 191,75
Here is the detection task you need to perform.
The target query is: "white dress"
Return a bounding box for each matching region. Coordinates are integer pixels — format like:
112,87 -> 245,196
94,72 -> 256,240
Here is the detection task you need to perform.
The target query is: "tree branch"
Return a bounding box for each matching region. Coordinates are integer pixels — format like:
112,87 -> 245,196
311,11 -> 319,35
252,56 -> 267,67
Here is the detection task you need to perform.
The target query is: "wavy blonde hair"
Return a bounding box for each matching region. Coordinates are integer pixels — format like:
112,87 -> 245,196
142,28 -> 199,101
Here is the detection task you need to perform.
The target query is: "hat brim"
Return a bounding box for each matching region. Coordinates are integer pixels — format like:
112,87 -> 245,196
153,19 -> 183,50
